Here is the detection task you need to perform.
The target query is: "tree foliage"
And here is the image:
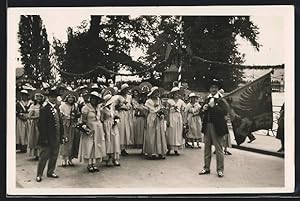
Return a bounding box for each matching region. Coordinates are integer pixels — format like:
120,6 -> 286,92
144,16 -> 260,91
18,15 -> 51,81
53,15 -> 159,82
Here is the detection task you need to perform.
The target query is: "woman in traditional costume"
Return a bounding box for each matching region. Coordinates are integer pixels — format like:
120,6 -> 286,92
16,90 -> 32,153
143,87 -> 167,160
78,91 -> 106,172
101,94 -> 121,166
185,93 -> 203,149
166,87 -> 186,155
27,89 -> 45,159
59,90 -> 81,167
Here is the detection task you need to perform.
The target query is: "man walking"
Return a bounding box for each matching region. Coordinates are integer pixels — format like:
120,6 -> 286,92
199,80 -> 229,178
36,87 -> 65,182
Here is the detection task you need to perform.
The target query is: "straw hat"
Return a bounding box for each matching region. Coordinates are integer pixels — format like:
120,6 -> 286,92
147,86 -> 159,97
189,93 -> 198,98
120,83 -> 129,91
20,89 -> 29,94
90,91 -> 101,99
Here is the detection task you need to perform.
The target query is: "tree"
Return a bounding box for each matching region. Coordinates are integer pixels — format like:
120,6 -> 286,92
144,16 -> 260,91
18,15 -> 51,81
53,15 -> 159,83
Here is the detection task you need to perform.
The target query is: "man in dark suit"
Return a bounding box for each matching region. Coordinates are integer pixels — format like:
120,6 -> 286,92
199,80 -> 229,178
36,87 -> 65,182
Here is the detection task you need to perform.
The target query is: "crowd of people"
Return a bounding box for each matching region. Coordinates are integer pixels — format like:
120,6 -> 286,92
16,79 -> 238,182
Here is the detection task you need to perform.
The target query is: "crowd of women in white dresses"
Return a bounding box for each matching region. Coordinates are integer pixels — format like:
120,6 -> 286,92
16,81 -> 231,172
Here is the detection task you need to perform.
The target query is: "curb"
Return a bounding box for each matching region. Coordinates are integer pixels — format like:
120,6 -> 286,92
232,144 -> 284,158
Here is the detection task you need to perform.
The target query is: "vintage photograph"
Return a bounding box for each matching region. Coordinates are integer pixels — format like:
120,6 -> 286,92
7,6 -> 294,195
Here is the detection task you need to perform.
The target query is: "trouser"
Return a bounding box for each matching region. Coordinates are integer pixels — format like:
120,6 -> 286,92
37,145 -> 60,177
203,123 -> 224,172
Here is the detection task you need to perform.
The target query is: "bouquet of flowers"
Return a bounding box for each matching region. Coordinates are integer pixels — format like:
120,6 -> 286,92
75,123 -> 94,136
157,108 -> 167,119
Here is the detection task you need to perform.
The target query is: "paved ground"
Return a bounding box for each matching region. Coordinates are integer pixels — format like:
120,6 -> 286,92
16,144 -> 284,189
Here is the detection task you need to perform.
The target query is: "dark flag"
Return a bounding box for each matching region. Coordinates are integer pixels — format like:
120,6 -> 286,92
221,71 -> 273,145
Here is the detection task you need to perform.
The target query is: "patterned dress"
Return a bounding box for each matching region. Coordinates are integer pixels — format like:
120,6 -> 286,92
78,103 -> 106,162
143,98 -> 167,155
166,99 -> 186,150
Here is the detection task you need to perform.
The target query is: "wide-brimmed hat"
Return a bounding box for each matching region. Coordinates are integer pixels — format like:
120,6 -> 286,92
120,83 -> 129,91
90,91 -> 102,99
20,89 -> 29,95
62,90 -> 79,102
189,93 -> 198,98
22,83 -> 36,91
170,87 -> 180,93
147,86 -> 159,97
131,86 -> 141,94
102,87 -> 116,97
48,86 -> 59,97
139,82 -> 152,93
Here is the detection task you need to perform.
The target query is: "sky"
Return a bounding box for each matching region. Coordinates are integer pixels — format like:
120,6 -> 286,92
9,11 -> 285,81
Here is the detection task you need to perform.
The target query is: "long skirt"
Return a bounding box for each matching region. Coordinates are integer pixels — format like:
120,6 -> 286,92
143,113 -> 167,155
118,110 -> 132,149
78,121 -> 106,162
16,118 -> 29,146
133,116 -> 146,149
103,119 -> 120,159
166,112 -> 183,150
60,120 -> 77,159
28,119 -> 40,156
186,114 -> 203,141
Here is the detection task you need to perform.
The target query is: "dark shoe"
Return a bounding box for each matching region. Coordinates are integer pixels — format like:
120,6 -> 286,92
121,150 -> 128,156
113,160 -> 121,166
93,165 -> 100,172
34,156 -> 39,161
87,165 -> 94,172
67,160 -> 74,166
36,176 -> 42,182
224,151 -> 232,155
47,173 -> 59,178
199,169 -> 210,175
174,151 -> 180,156
185,143 -> 192,148
159,155 -> 166,159
166,150 -> 171,156
217,171 -> 224,178
248,138 -> 256,143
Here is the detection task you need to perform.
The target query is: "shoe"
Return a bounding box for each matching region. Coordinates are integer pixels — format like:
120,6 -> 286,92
185,143 -> 192,148
34,156 -> 39,161
166,150 -> 171,156
174,151 -> 180,156
87,165 -> 94,172
248,138 -> 256,143
62,161 -> 67,167
191,144 -> 194,149
159,155 -> 166,159
217,171 -> 224,178
121,150 -> 128,156
199,169 -> 210,175
224,151 -> 232,155
36,176 -> 42,182
106,159 -> 114,167
197,144 -> 201,149
67,160 -> 74,166
113,160 -> 121,166
47,173 -> 59,178
93,165 -> 100,172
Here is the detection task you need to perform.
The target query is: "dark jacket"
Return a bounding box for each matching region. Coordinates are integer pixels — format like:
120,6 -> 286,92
201,95 -> 229,137
37,102 -> 64,147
